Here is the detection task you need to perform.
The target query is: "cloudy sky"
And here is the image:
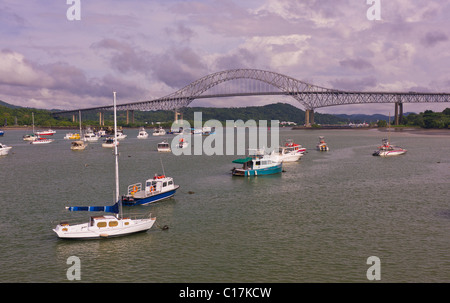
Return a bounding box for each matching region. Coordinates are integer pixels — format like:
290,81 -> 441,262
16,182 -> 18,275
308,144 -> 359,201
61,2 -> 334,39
1,0 -> 450,114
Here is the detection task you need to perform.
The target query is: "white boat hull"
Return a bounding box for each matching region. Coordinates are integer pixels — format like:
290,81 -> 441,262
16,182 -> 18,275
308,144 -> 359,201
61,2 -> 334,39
0,146 -> 12,156
53,216 -> 156,239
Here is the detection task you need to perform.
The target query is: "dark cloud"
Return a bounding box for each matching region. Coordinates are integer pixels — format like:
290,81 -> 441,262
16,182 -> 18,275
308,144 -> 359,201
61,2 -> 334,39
330,76 -> 377,91
339,58 -> 373,70
421,31 -> 448,47
91,39 -> 152,75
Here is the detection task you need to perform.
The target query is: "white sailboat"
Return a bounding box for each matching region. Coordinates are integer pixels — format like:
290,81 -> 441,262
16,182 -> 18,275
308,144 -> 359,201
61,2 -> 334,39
71,110 -> 87,150
53,92 -> 156,239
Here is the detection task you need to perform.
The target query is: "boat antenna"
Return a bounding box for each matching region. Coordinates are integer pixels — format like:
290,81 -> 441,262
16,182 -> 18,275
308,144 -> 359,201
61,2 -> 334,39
160,157 -> 166,176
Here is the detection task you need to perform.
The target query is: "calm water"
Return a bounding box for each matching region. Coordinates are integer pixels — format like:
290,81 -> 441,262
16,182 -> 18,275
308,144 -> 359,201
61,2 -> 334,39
0,128 -> 449,283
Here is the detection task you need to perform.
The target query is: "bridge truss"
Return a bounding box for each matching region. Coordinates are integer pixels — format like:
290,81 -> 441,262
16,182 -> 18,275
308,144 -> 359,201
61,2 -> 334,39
55,69 -> 450,124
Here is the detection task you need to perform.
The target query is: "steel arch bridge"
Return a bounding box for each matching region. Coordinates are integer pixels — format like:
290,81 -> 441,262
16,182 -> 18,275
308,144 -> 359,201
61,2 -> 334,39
55,69 -> 450,125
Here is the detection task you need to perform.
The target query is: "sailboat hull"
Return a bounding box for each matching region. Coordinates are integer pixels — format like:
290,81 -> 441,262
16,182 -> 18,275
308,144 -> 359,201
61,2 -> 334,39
53,216 -> 156,239
122,187 -> 178,206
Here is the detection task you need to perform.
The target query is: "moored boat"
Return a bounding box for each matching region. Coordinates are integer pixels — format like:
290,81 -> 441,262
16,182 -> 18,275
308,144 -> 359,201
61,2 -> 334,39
0,142 -> 12,156
122,174 -> 180,206
137,127 -> 149,139
316,136 -> 329,151
31,137 -> 54,144
102,137 -> 119,148
84,128 -> 99,142
372,138 -> 407,157
153,127 -> 166,136
157,140 -> 171,152
71,140 -> 87,150
177,137 -> 188,149
64,133 -> 81,140
35,129 -> 56,136
231,149 -> 283,176
53,92 -> 156,239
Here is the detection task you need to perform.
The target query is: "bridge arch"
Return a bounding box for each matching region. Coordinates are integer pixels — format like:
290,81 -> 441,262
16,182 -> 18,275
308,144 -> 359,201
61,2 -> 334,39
158,69 -> 336,110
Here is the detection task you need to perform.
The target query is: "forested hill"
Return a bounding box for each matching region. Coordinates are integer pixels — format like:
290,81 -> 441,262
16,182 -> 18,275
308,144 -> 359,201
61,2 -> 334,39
0,101 -> 346,127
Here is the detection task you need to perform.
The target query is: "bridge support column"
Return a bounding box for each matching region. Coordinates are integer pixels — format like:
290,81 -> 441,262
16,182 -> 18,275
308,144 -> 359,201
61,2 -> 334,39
126,110 -> 134,124
99,112 -> 102,126
394,101 -> 403,125
72,114 -> 76,123
305,109 -> 315,127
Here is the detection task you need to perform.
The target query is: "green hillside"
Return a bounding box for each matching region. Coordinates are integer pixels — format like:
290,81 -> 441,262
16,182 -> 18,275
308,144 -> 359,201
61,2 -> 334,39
0,101 -> 345,127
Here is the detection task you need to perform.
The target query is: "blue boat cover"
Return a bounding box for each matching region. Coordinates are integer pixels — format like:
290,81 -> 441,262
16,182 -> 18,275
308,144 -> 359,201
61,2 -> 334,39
67,202 -> 119,214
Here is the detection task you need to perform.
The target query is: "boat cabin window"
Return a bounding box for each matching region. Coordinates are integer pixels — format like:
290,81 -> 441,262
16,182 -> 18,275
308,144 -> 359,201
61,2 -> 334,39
255,161 -> 260,166
168,180 -> 173,186
97,222 -> 107,228
109,221 -> 118,227
163,182 -> 167,187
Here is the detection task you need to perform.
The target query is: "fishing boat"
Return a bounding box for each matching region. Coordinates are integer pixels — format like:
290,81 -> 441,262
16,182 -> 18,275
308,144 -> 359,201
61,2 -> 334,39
71,140 -> 87,150
116,129 -> 127,140
53,92 -> 156,239
122,174 -> 180,206
0,130 -> 4,136
30,137 -> 54,144
97,128 -> 107,137
35,129 -> 56,136
102,137 -> 119,148
153,127 -> 166,136
231,149 -> 283,176
177,137 -> 188,149
372,138 -> 407,157
157,140 -> 171,152
372,113 -> 407,157
284,139 -> 306,154
137,127 -> 149,139
64,133 -> 80,140
271,145 -> 304,162
0,142 -> 12,156
316,136 -> 329,151
84,128 -> 99,142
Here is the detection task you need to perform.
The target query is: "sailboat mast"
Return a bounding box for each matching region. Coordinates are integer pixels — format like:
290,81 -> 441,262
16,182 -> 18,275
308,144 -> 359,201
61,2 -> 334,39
113,92 -> 122,218
78,110 -> 82,137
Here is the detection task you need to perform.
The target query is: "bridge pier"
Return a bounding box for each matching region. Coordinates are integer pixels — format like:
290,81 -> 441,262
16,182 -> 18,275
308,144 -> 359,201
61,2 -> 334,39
126,110 -> 134,124
305,109 -> 315,127
99,111 -> 105,126
394,101 -> 403,125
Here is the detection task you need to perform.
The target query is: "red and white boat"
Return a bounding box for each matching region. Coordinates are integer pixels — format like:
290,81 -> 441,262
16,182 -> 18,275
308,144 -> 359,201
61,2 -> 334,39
285,139 -> 306,154
271,139 -> 306,162
35,129 -> 56,136
372,139 -> 407,157
31,137 -> 54,144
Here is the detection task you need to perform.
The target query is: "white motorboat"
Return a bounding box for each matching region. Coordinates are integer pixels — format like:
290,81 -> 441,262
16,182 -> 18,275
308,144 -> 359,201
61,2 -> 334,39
84,128 -> 99,142
316,136 -> 329,151
157,140 -> 171,152
53,92 -> 156,239
137,127 -> 149,139
372,139 -> 407,157
271,146 -> 303,162
102,137 -> 119,148
116,129 -> 127,140
0,142 -> 12,156
122,174 -> 180,206
30,137 -> 54,144
153,127 -> 166,136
